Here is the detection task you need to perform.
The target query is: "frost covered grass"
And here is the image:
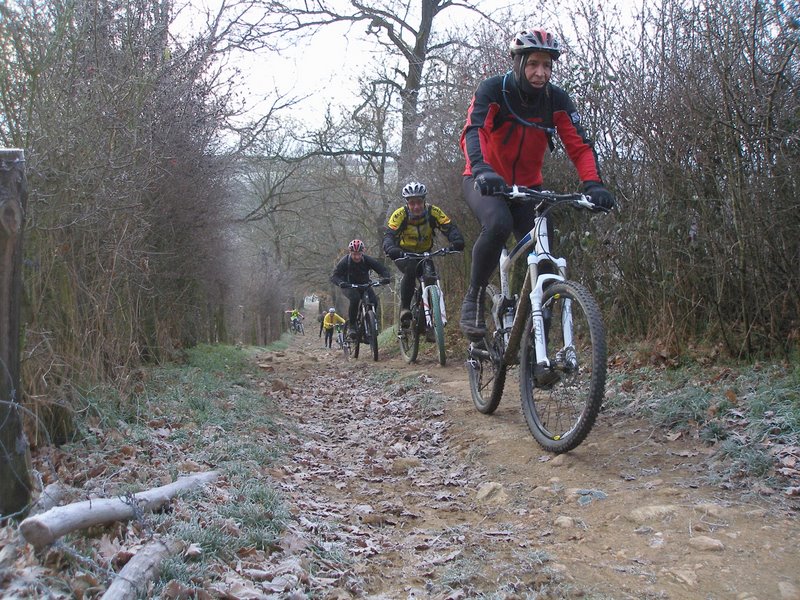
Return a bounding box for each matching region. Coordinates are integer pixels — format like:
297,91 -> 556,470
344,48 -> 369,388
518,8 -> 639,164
605,358 -> 800,489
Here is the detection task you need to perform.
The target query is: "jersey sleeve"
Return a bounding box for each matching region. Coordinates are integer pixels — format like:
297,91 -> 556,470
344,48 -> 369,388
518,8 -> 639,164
429,205 -> 451,227
553,89 -> 602,183
386,207 -> 407,231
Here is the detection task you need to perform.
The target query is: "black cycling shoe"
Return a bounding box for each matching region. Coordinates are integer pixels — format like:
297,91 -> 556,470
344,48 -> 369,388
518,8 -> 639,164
459,285 -> 487,341
399,309 -> 412,329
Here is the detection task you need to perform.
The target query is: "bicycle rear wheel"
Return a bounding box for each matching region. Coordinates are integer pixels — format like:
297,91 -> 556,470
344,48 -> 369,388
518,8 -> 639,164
466,285 -> 506,414
428,286 -> 446,366
519,280 -> 606,453
399,291 -> 421,363
366,310 -> 379,361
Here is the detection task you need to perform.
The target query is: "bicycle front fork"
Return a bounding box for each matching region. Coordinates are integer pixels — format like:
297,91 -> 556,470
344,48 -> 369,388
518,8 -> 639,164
529,274 -> 573,369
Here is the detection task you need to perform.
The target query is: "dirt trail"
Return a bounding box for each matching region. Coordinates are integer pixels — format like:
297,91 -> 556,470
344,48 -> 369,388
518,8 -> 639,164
262,332 -> 799,600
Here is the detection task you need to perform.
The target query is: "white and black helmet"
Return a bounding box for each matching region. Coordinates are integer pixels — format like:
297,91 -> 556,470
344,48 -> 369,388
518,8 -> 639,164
401,181 -> 427,199
509,28 -> 562,60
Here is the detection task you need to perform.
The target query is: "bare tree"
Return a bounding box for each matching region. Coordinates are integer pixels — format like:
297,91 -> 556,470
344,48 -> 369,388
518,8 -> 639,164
560,0 -> 799,357
261,0 -> 501,180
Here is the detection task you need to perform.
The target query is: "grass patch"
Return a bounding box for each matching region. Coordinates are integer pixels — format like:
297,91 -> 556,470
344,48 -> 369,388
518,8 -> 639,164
185,343 -> 251,377
606,358 -> 800,489
377,325 -> 398,349
413,390 -> 445,416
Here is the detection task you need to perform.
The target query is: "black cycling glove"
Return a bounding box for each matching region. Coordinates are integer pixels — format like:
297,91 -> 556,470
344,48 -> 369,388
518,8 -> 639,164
583,181 -> 616,210
386,247 -> 405,260
473,168 -> 506,196
449,241 -> 465,252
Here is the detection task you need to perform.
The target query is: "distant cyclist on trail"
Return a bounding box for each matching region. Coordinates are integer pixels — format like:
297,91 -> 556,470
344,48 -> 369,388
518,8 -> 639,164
285,308 -> 304,332
458,27 -> 616,341
383,181 -> 465,328
330,239 -> 391,339
321,307 -> 346,349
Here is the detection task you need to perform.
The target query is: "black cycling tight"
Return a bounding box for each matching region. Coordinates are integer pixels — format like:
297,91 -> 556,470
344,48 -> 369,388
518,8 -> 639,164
463,176 -> 554,288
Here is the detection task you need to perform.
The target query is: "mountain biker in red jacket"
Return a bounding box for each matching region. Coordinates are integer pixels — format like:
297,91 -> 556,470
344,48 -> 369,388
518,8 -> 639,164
383,181 -> 465,327
458,28 -> 616,340
330,239 -> 391,338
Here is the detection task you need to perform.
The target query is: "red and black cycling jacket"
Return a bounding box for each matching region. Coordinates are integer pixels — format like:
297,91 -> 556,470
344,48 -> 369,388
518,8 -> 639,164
460,73 -> 602,188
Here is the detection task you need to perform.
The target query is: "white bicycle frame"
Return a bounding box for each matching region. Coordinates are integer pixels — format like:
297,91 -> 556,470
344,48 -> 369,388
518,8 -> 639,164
335,326 -> 345,348
496,189 -> 586,368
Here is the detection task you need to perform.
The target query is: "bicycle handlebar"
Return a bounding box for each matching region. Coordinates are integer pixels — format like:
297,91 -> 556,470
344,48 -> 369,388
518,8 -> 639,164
502,185 -> 609,213
400,248 -> 462,260
340,280 -> 387,289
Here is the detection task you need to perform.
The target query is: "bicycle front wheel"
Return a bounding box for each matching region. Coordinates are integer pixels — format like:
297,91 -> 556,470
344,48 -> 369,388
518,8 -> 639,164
353,312 -> 363,359
428,286 -> 446,366
399,294 -> 421,363
466,284 -> 506,414
519,280 -> 606,453
366,310 -> 379,361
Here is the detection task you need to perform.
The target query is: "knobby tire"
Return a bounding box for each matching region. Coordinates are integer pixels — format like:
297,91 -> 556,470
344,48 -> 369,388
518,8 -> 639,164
399,292 -> 421,363
428,286 -> 446,366
467,284 -> 506,414
353,308 -> 363,359
519,280 -> 606,453
366,310 -> 379,361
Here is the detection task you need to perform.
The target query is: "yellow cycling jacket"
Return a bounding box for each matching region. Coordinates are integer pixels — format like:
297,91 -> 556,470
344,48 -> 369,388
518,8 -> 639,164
383,205 -> 464,253
322,313 -> 346,330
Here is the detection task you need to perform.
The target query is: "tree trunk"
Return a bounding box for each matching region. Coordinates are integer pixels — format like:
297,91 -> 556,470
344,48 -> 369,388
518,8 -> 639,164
0,148 -> 31,518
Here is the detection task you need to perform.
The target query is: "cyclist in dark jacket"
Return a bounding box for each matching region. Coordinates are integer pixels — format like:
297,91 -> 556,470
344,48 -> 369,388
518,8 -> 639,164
383,181 -> 465,326
458,28 -> 616,340
331,239 -> 391,338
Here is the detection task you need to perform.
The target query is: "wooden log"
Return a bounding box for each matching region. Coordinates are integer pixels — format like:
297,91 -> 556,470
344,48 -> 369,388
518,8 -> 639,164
19,471 -> 218,549
100,537 -> 185,600
0,482 -> 76,569
31,482 -> 74,515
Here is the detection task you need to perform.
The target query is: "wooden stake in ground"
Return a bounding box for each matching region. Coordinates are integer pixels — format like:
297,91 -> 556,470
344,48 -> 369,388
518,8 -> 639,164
0,148 -> 31,518
19,471 -> 219,549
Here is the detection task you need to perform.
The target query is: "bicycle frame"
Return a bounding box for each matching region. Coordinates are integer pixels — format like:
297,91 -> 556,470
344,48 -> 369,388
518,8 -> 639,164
494,188 -> 588,367
397,248 -> 458,366
418,258 -> 447,327
467,185 -> 609,451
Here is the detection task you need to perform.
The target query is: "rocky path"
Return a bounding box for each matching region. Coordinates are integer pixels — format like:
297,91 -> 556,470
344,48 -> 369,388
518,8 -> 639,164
257,334 -> 800,599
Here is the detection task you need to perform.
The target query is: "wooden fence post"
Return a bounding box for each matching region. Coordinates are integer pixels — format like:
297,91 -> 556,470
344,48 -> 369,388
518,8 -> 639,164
0,148 -> 32,518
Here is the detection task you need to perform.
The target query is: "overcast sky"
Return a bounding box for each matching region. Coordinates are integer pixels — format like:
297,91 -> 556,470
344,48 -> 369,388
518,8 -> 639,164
175,0 -> 639,129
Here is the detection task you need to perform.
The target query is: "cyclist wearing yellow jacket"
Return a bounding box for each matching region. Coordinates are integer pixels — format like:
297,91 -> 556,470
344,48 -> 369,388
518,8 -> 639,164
383,182 -> 465,325
322,308 -> 346,348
